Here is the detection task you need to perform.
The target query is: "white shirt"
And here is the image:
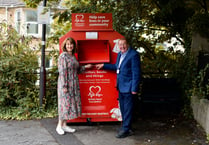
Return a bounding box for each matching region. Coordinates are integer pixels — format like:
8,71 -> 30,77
118,49 -> 129,68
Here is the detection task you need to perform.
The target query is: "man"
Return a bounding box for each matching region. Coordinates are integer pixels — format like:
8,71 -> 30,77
96,38 -> 141,138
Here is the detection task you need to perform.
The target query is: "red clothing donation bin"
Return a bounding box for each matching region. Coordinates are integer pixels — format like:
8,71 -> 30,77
59,13 -> 124,122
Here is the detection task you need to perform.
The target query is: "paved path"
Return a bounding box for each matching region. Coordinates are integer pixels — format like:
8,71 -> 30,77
0,120 -> 58,145
0,115 -> 208,145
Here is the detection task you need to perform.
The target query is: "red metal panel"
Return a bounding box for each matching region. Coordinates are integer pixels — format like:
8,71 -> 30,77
59,13 -> 124,123
77,40 -> 110,64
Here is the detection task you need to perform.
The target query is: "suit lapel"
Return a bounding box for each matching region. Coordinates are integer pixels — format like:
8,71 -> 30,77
116,52 -> 121,68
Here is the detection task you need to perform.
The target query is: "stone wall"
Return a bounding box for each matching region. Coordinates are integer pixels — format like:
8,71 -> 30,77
191,96 -> 209,134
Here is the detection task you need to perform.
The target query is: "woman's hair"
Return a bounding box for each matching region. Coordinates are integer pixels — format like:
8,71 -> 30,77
61,37 -> 76,54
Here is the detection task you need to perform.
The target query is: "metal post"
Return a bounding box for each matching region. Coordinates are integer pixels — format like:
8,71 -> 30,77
39,0 -> 47,107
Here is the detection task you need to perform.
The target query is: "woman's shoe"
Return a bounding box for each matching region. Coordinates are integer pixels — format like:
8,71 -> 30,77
56,125 -> 65,135
62,126 -> 76,133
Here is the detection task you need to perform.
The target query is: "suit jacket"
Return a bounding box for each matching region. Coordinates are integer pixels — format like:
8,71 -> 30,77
104,47 -> 141,93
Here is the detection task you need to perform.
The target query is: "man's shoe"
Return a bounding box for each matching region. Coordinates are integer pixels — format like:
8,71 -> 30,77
116,130 -> 133,138
128,129 -> 134,136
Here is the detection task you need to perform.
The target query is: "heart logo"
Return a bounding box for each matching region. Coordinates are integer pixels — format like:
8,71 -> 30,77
89,86 -> 101,95
75,14 -> 84,23
88,86 -> 102,98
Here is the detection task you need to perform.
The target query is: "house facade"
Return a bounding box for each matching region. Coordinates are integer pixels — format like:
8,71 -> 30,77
0,0 -> 61,69
0,0 -> 52,38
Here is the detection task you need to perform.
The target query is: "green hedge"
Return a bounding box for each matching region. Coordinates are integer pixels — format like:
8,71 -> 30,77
0,22 -> 58,120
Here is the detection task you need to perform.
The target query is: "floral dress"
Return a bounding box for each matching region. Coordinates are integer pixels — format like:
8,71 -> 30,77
57,52 -> 84,120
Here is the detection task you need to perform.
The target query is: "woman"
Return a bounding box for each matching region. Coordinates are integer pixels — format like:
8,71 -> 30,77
56,37 -> 92,135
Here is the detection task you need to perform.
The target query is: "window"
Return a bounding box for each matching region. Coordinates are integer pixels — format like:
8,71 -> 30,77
46,13 -> 54,35
45,56 -> 52,69
25,10 -> 38,35
15,10 -> 21,33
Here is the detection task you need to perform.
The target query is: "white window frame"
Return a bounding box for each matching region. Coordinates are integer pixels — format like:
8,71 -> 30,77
45,56 -> 53,70
25,10 -> 39,36
14,9 -> 21,33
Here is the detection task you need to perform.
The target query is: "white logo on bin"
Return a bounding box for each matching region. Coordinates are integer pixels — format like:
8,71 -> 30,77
88,86 -> 103,98
75,14 -> 84,23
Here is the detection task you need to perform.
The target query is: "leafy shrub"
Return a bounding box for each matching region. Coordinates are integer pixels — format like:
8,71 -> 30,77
191,64 -> 209,99
0,22 -> 39,107
0,22 -> 58,120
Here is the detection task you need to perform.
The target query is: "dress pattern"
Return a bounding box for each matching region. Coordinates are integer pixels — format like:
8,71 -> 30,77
57,52 -> 84,120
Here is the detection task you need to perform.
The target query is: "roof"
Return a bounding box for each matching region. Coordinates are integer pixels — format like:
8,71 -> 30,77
0,0 -> 25,7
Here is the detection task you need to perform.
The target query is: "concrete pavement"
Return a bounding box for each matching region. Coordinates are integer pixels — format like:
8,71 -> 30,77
0,120 -> 58,145
0,115 -> 208,145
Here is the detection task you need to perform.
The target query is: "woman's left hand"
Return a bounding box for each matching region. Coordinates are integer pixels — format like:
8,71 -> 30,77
85,64 -> 93,69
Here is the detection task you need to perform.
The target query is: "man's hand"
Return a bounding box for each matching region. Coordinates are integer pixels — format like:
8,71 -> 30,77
95,64 -> 104,70
132,92 -> 137,95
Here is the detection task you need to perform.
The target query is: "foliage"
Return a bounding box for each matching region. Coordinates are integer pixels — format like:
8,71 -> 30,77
0,22 -> 38,107
174,53 -> 197,118
0,106 -> 57,120
47,17 -> 72,45
23,0 -> 60,8
191,64 -> 209,99
0,21 -> 38,118
0,22 -> 58,120
207,134 -> 209,143
45,67 -> 59,110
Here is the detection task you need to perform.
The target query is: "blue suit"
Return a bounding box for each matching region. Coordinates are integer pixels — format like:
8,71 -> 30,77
104,47 -> 141,132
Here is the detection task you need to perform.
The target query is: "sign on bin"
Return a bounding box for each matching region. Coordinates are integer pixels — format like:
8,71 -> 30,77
72,13 -> 113,31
